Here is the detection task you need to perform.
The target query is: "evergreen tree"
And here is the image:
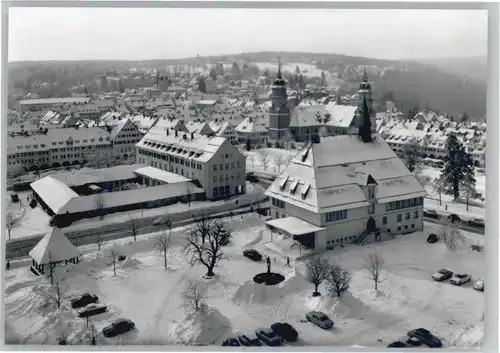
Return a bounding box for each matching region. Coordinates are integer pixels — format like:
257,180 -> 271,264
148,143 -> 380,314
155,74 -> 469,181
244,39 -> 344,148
441,134 -> 476,200
295,65 -> 301,74
231,62 -> 241,79
298,74 -> 305,89
320,71 -> 326,86
198,77 -> 207,93
84,85 -> 88,95
119,79 -> 125,93
460,112 -> 469,123
101,76 -> 109,92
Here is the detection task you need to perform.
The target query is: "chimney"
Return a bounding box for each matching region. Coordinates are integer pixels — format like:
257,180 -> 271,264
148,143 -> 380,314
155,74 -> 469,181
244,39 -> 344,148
191,132 -> 194,140
166,128 -> 169,135
183,134 -> 187,140
175,129 -> 178,137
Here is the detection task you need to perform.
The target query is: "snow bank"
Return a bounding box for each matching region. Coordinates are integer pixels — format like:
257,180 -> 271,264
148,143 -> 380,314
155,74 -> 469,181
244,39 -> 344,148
231,280 -> 284,304
279,266 -> 309,293
120,257 -> 142,269
243,230 -> 263,247
311,291 -> 369,319
167,304 -> 232,345
451,323 -> 484,348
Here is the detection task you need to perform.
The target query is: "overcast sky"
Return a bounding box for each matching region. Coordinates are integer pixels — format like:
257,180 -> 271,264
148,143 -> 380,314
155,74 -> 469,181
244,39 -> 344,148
8,8 -> 488,62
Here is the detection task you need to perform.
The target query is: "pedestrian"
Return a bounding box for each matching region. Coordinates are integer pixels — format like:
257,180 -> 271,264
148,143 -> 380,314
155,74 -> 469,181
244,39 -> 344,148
286,257 -> 290,267
445,205 -> 448,210
274,257 -> 276,263
6,260 -> 10,271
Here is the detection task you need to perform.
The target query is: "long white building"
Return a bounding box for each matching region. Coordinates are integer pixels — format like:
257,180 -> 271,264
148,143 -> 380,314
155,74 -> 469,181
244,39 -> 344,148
135,118 -> 246,200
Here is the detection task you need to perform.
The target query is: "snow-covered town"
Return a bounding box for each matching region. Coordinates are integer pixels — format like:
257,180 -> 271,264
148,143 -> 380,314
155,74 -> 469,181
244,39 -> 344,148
4,7 -> 488,349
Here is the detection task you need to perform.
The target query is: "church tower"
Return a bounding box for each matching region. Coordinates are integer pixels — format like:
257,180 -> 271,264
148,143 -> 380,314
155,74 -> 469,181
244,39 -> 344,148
356,67 -> 377,132
268,60 -> 291,142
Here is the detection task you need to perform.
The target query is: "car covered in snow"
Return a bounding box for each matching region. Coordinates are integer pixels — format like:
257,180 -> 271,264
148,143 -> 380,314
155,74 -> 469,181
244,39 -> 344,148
255,328 -> 281,346
388,336 -> 421,348
305,311 -> 334,329
237,334 -> 262,346
102,318 -> 135,338
427,233 -> 439,244
71,293 -> 99,309
407,328 -> 442,348
221,338 -> 240,346
473,279 -> 484,292
77,303 -> 107,318
450,273 -> 472,286
270,322 -> 298,342
243,249 -> 262,261
431,269 -> 453,282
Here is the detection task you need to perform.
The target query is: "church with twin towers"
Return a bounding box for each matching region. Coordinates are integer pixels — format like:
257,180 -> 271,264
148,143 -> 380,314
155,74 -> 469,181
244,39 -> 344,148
267,62 -> 377,143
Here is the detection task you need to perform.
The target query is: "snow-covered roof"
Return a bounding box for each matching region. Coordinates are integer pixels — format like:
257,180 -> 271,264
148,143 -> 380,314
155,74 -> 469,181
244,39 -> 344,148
134,166 -> 191,184
289,104 -> 357,129
58,183 -> 204,214
49,164 -> 147,187
30,176 -> 79,214
265,133 -> 426,213
235,117 -> 268,133
29,227 -> 81,265
185,120 -> 215,135
18,97 -> 91,105
266,216 -> 325,236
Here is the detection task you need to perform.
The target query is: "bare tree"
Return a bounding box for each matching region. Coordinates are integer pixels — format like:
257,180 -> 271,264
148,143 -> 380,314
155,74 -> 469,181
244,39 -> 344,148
184,219 -> 228,277
434,176 -> 446,206
327,263 -> 352,298
402,140 -> 421,173
181,278 -> 207,312
363,249 -> 385,292
190,212 -> 216,243
441,223 -> 466,252
185,182 -> 194,207
274,155 -> 285,173
5,212 -> 20,240
86,321 -> 98,346
108,246 -> 121,276
127,215 -> 141,242
460,176 -> 477,211
260,152 -> 270,171
45,274 -> 68,309
247,155 -> 256,168
305,256 -> 332,296
95,194 -> 105,220
155,229 -> 172,269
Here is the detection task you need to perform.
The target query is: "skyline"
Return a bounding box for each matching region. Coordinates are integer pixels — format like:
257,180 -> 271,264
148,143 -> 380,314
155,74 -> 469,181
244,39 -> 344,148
9,8 -> 488,62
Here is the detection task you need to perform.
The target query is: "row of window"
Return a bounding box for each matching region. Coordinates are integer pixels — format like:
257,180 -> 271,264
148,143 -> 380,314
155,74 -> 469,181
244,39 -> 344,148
139,149 -> 203,170
326,210 -> 348,223
382,210 -> 419,225
386,197 -> 424,212
213,185 -> 232,197
326,236 -> 356,245
213,161 -> 242,172
113,139 -> 140,145
213,173 -> 242,183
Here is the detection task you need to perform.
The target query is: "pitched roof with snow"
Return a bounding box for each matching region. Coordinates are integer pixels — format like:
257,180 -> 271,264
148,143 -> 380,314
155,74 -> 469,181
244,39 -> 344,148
235,117 -> 268,133
30,176 -> 79,214
29,227 -> 81,264
290,103 -> 357,129
49,164 -> 147,187
265,134 -> 426,213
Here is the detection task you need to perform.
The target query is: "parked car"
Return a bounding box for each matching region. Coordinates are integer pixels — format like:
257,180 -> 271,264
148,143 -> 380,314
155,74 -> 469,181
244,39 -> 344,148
255,328 -> 282,346
424,210 -> 440,219
10,194 -> 19,203
388,336 -> 416,348
431,269 -> 454,282
407,328 -> 442,348
102,318 -> 135,338
450,273 -> 472,286
77,303 -> 108,318
237,335 -> 262,346
222,338 -> 240,346
427,234 -> 439,244
473,279 -> 484,292
406,335 -> 423,347
305,311 -> 334,329
270,322 -> 298,342
71,293 -> 99,309
243,249 -> 262,261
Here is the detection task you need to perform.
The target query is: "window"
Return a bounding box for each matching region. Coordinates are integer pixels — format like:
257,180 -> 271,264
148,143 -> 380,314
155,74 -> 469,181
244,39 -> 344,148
237,161 -> 241,168
382,216 -> 387,225
405,212 -> 410,220
414,210 -> 419,219
367,186 -> 375,199
219,164 -> 223,170
237,172 -> 241,179
368,203 -> 375,214
213,176 -> 217,182
213,187 -> 218,197
225,163 -> 229,170
272,198 -> 285,209
411,224 -> 415,228
397,226 -> 401,231
397,214 -> 402,222
325,210 -> 347,223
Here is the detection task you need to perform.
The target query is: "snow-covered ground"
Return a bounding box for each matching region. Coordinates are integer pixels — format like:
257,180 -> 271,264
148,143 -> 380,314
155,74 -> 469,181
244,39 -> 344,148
245,147 -> 301,176
4,216 -> 484,348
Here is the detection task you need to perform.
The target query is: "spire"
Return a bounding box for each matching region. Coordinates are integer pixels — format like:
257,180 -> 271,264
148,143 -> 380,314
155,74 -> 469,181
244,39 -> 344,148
359,96 -> 372,142
362,65 -> 368,82
277,57 -> 282,79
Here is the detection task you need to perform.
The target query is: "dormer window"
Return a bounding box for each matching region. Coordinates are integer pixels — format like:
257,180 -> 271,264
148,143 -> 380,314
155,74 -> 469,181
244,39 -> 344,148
301,182 -> 311,200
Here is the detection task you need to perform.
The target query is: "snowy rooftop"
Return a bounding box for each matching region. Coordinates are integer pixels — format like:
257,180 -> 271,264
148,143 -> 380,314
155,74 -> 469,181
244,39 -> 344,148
18,97 -> 91,105
290,104 -> 357,129
235,117 -> 268,133
29,227 -> 81,265
265,134 -> 426,213
134,166 -> 191,184
30,176 -> 79,214
50,164 -> 148,187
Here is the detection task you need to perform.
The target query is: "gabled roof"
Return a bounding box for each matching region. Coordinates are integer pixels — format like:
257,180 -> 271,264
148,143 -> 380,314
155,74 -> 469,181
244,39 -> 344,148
29,227 -> 81,265
265,133 -> 426,213
30,176 -> 79,214
289,103 -> 357,129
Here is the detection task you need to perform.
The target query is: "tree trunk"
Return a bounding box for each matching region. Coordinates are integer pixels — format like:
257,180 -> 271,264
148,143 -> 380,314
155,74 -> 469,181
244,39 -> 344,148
438,192 -> 442,206
375,280 -> 378,292
453,183 -> 459,200
8,228 -> 11,240
113,261 -> 116,276
466,196 -> 470,211
164,253 -> 167,269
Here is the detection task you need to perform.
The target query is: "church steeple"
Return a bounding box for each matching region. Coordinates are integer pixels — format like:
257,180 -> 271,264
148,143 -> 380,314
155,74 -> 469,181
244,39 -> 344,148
273,58 -> 286,86
359,97 -> 372,143
362,65 -> 368,82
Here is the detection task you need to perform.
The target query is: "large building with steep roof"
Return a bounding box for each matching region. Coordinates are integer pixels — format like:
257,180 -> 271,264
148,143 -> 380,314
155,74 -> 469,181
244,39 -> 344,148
265,105 -> 426,251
